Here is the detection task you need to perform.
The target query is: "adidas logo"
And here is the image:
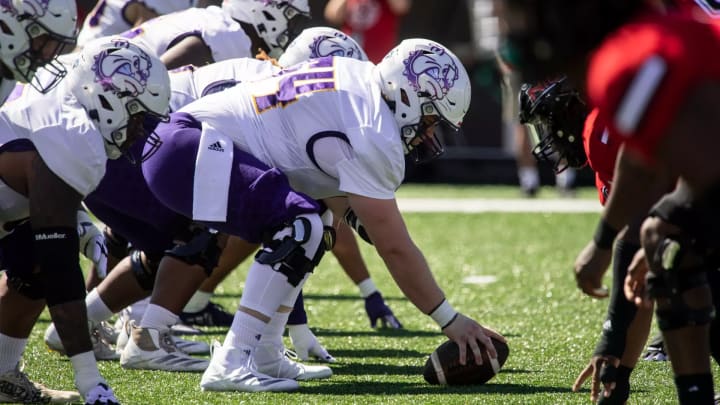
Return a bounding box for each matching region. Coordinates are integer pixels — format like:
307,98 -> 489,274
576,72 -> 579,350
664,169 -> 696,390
208,141 -> 224,152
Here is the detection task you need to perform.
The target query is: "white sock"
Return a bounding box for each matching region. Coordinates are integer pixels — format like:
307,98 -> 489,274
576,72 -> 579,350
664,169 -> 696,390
259,311 -> 289,346
85,289 -> 114,323
357,278 -> 378,298
139,303 -> 178,330
70,351 -> 104,398
182,290 -> 212,313
223,311 -> 266,350
126,297 -> 150,324
0,333 -> 27,373
518,166 -> 540,190
241,261 -> 296,316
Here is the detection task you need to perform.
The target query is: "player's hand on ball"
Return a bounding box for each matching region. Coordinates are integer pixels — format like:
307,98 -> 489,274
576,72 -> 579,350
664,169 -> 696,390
442,313 -> 506,366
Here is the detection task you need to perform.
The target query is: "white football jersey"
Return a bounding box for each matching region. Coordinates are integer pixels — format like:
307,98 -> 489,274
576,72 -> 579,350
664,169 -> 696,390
77,0 -> 193,47
169,58 -> 279,112
0,82 -> 107,197
110,7 -> 251,62
179,57 -> 404,200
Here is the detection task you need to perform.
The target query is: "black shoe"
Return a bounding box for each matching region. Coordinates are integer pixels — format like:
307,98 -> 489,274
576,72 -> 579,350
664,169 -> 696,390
180,301 -> 234,327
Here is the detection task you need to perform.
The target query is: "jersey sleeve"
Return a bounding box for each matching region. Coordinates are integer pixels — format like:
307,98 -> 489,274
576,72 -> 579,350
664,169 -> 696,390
142,0 -> 191,16
31,107 -> 107,197
335,126 -> 404,200
200,7 -> 252,62
587,15 -> 718,162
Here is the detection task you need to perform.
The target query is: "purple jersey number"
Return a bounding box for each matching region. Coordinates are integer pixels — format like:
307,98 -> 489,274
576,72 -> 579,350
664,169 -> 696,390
253,57 -> 336,114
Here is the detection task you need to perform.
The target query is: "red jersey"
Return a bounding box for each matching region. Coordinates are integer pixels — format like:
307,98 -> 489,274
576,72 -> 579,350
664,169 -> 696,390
341,0 -> 400,63
587,11 -> 720,163
583,108 -> 618,205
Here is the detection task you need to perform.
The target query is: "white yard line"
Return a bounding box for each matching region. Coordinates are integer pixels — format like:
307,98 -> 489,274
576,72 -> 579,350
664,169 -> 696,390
397,198 -> 602,213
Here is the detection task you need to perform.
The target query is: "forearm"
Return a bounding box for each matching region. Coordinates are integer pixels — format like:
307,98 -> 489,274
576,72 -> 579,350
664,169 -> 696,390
377,243 -> 444,314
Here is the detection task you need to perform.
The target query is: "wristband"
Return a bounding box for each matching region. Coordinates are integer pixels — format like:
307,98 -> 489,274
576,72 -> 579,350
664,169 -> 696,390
429,299 -> 459,330
593,219 -> 619,249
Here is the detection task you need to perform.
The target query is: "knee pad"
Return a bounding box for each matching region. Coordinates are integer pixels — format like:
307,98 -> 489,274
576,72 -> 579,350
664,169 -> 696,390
103,226 -> 129,259
646,236 -> 715,331
164,227 -> 222,276
131,249 -> 159,291
33,226 -> 86,306
255,214 -> 328,287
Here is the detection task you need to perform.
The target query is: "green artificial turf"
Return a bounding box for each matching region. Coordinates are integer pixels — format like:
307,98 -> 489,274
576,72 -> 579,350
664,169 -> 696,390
17,186 -> 708,404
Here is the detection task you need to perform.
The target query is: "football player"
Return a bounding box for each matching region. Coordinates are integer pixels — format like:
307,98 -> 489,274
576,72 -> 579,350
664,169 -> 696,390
136,38 -> 505,393
79,0 -> 312,332
0,38 -> 170,405
0,0 -> 77,102
518,78 -> 667,404
44,27 -> 373,372
500,1 -> 720,403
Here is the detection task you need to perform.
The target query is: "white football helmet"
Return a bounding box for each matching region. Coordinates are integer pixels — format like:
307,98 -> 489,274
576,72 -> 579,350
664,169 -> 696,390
0,0 -> 78,92
278,26 -> 368,67
375,39 -> 471,163
222,0 -> 311,58
65,38 -> 170,161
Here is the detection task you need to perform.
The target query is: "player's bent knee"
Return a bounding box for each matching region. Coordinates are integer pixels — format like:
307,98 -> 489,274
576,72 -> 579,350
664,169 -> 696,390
163,227 -> 222,276
255,213 -> 329,287
130,249 -> 160,291
646,236 -> 714,331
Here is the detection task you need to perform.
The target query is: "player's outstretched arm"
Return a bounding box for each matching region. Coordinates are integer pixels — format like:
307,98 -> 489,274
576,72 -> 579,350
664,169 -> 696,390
347,193 -> 505,364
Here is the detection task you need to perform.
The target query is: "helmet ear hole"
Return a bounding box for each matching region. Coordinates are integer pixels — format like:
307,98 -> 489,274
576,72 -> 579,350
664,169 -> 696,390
262,10 -> 276,21
399,89 -> 410,108
98,94 -> 114,111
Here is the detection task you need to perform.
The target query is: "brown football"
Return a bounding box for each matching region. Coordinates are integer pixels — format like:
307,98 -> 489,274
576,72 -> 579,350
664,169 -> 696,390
423,337 -> 509,385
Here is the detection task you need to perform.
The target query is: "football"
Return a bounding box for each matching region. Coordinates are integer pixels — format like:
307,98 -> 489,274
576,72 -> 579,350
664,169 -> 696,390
423,337 -> 509,385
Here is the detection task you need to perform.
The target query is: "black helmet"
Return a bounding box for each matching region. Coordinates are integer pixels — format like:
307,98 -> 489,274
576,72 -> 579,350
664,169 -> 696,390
518,77 -> 588,173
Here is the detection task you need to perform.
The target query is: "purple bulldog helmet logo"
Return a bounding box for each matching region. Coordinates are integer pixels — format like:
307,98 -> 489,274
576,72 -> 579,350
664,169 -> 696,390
402,44 -> 459,102
91,41 -> 152,97
309,32 -> 360,59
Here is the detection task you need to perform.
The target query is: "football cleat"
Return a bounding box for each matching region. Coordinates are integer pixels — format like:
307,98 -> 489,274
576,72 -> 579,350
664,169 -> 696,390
115,319 -> 209,356
119,323 -> 208,372
180,301 -> 234,327
170,322 -> 203,336
44,322 -> 120,361
0,365 -> 81,404
254,342 -> 332,381
200,343 -> 298,393
83,382 -> 119,405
